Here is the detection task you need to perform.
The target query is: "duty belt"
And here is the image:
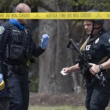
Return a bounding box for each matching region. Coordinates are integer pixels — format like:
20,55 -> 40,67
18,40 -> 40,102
7,64 -> 28,74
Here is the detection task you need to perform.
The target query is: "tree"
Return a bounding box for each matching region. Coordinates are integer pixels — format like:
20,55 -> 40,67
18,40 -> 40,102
37,0 -> 110,93
38,0 -> 83,93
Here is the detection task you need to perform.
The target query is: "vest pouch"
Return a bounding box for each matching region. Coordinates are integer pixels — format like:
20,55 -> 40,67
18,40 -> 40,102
26,46 -> 33,59
9,45 -> 25,60
5,45 -> 10,58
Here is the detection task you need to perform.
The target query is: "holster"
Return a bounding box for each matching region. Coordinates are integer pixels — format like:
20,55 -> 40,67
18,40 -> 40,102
11,65 -> 27,74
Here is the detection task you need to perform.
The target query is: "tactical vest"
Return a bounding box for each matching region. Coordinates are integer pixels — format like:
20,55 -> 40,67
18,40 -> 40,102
81,29 -> 110,79
3,22 -> 33,64
82,29 -> 107,64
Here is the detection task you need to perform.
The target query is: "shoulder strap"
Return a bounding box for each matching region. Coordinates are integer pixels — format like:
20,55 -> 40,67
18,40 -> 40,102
80,36 -> 90,51
98,56 -> 109,64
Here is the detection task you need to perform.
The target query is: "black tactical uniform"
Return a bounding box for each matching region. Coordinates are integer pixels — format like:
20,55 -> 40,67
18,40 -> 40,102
0,21 -> 45,110
83,28 -> 110,110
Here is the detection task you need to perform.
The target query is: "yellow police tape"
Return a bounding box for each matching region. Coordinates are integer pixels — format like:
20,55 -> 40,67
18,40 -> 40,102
0,12 -> 110,19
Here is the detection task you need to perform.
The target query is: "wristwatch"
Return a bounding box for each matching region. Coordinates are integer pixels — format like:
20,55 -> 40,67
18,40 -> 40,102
99,65 -> 103,71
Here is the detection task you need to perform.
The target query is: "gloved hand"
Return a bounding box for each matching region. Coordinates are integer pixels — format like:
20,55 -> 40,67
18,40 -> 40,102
40,34 -> 49,49
0,73 -> 5,90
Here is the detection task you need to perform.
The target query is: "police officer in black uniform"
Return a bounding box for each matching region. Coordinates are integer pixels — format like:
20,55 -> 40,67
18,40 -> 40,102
0,3 -> 49,110
62,10 -> 110,110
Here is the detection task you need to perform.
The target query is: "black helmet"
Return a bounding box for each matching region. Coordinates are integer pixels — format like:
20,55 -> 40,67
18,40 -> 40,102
87,9 -> 104,26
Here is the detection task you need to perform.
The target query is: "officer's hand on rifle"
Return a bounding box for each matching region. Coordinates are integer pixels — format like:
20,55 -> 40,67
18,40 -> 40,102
89,63 -> 100,75
40,34 -> 49,49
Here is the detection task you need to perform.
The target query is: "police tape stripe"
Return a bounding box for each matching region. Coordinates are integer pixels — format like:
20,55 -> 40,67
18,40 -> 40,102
0,12 -> 109,19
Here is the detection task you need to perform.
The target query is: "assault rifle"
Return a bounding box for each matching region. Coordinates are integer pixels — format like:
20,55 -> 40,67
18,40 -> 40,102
67,39 -> 106,86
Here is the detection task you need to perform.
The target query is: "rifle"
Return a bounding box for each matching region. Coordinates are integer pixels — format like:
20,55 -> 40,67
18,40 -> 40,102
67,39 -> 106,86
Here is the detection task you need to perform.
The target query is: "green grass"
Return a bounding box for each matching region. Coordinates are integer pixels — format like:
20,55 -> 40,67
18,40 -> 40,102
28,106 -> 110,110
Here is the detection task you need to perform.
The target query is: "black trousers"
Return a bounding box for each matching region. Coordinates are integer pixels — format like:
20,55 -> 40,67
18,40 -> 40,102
85,78 -> 110,110
0,101 -> 9,110
5,69 -> 29,110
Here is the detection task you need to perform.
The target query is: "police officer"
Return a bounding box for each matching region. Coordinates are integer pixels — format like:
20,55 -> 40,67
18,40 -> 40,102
62,10 -> 110,110
0,3 -> 49,110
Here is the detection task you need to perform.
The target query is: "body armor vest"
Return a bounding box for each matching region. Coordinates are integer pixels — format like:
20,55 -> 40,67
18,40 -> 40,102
3,22 -> 33,64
